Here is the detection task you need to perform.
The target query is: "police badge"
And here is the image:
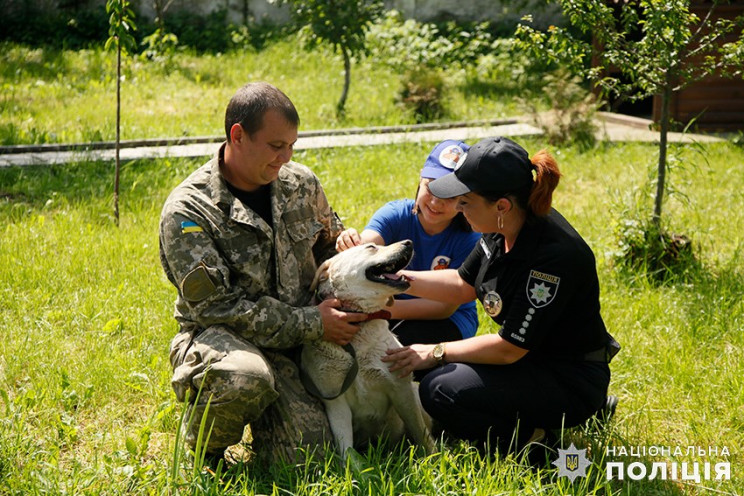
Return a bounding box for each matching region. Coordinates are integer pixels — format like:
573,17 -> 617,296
483,291 -> 503,317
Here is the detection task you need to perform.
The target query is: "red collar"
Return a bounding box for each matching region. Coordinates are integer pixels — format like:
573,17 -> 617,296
363,309 -> 392,321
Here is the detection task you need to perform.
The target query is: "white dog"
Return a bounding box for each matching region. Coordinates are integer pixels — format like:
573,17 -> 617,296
301,240 -> 435,459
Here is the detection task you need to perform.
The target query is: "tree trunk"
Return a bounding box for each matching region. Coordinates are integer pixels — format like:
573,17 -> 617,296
114,41 -> 121,227
337,47 -> 351,117
653,75 -> 673,228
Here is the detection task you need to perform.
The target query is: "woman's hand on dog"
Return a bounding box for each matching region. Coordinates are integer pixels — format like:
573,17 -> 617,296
382,344 -> 436,378
335,228 -> 362,252
318,298 -> 368,345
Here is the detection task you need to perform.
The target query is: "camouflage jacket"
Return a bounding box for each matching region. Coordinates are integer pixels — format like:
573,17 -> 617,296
159,144 -> 343,349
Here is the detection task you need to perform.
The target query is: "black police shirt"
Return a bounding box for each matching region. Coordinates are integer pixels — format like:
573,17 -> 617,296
458,209 -> 608,358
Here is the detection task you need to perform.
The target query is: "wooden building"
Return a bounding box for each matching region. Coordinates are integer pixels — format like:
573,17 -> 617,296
596,1 -> 744,132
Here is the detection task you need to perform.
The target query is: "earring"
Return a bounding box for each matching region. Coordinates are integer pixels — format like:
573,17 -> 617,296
498,212 -> 504,230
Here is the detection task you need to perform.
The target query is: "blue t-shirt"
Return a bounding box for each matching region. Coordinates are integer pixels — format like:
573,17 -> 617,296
365,199 -> 481,338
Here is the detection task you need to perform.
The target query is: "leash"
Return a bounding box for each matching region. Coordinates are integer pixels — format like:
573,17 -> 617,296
300,343 -> 359,400
300,309 -> 391,400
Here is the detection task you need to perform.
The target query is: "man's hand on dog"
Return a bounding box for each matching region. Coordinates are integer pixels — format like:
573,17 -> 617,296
382,344 -> 436,378
318,298 -> 368,345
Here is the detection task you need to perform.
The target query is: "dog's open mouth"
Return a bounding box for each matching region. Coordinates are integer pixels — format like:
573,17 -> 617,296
365,257 -> 411,289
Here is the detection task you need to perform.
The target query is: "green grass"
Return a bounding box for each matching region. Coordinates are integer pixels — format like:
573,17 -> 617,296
0,37 -> 522,146
1,137 -> 743,495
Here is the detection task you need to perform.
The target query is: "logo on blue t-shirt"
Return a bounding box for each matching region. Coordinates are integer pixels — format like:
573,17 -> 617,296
431,255 -> 451,270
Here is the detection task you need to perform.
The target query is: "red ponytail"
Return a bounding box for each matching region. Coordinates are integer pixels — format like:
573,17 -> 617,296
527,150 -> 561,217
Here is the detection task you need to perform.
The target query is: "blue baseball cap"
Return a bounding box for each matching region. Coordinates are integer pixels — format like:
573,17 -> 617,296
428,136 -> 533,199
420,140 -> 470,179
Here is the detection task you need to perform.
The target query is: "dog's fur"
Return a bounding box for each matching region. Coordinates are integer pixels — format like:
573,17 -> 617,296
301,240 -> 435,459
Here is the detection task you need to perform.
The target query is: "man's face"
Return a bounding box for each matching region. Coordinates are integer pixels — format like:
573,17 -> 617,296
227,108 -> 298,191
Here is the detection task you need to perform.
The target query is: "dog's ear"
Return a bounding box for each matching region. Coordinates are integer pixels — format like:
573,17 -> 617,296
385,296 -> 394,307
310,260 -> 331,293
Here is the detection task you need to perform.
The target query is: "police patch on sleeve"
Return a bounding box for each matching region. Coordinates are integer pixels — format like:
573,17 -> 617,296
526,269 -> 560,308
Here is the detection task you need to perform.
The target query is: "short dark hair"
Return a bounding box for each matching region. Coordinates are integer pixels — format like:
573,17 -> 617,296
224,82 -> 300,141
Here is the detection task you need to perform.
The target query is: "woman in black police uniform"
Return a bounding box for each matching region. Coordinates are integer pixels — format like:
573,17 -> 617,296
383,136 -> 618,455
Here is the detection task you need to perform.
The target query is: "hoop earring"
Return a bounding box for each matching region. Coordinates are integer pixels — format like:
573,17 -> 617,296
498,212 -> 504,230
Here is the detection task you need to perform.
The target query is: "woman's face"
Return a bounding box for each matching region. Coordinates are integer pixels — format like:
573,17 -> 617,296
455,193 -> 500,233
415,178 -> 459,230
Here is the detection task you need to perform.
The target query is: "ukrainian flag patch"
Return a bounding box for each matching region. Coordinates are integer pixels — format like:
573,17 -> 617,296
181,220 -> 203,234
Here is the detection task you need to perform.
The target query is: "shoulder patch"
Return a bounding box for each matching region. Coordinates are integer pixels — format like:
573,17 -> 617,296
526,269 -> 560,308
181,220 -> 203,234
180,263 -> 217,302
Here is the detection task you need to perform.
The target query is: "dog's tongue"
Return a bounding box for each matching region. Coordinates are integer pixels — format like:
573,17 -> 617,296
383,273 -> 408,282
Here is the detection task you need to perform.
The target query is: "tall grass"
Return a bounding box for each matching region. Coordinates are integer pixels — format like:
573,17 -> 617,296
1,137 -> 742,494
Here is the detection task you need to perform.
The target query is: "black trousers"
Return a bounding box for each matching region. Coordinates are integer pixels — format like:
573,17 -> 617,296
418,354 -> 610,453
389,318 -> 463,346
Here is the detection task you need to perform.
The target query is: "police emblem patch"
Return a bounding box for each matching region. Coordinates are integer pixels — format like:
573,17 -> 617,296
483,291 -> 502,317
552,443 -> 591,482
526,269 -> 560,308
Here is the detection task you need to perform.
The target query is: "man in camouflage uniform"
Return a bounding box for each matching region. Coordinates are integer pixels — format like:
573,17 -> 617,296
159,82 -> 367,464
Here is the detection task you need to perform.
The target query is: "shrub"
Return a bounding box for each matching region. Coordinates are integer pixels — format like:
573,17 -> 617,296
366,10 -> 494,73
613,218 -> 699,284
519,68 -> 598,150
396,69 -> 447,123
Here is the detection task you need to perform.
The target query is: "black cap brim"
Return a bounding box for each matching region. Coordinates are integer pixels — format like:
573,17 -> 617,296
428,172 -> 472,199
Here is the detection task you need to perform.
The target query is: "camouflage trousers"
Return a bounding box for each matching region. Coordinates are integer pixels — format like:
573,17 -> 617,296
169,325 -> 332,463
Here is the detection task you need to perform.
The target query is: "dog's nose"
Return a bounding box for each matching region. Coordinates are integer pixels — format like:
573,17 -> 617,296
401,239 -> 413,248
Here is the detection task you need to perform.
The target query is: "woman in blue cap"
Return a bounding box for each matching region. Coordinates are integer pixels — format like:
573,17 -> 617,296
382,136 -> 618,457
336,140 -> 481,359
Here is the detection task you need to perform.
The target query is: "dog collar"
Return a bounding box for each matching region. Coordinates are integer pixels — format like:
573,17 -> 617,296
363,309 -> 392,321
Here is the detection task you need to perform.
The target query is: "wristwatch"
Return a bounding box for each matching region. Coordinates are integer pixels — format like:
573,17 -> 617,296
432,343 -> 446,365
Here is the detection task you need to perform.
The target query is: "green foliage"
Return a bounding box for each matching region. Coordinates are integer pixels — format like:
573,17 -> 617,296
613,218 -> 699,284
516,1 -> 744,101
140,27 -> 180,62
275,0 -> 384,116
516,0 -> 744,276
396,69 -> 447,123
366,10 -> 495,73
519,68 -> 599,150
105,0 -> 137,55
280,0 -> 383,56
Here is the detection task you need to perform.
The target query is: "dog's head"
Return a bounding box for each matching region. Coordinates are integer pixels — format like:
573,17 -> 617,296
311,240 -> 413,312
